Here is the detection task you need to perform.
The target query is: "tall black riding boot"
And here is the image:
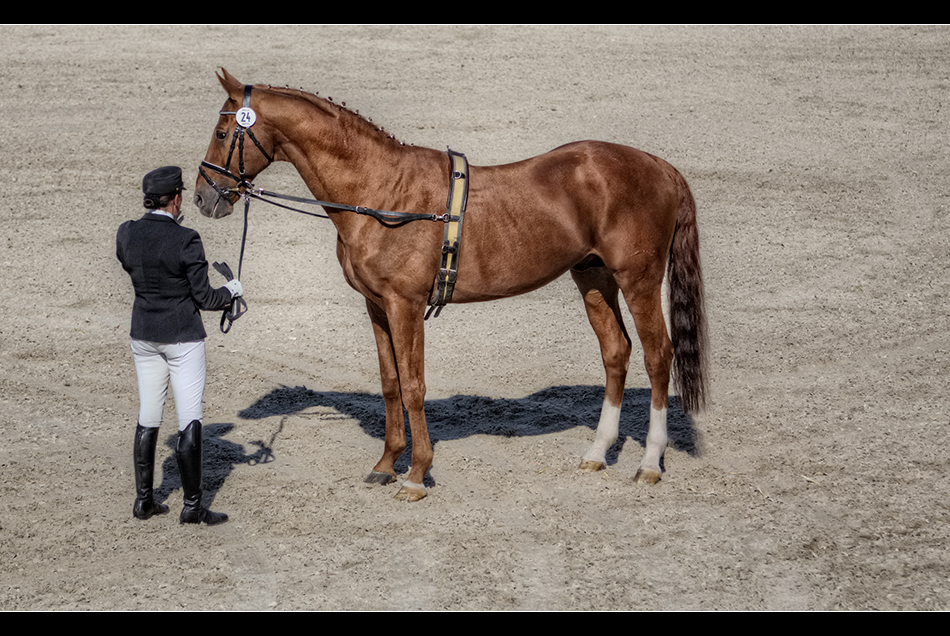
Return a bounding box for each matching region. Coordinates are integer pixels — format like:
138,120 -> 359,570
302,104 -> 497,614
176,420 -> 228,525
133,424 -> 170,520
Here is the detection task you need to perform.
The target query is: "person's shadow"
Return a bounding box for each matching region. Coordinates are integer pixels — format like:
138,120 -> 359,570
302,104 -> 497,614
228,384 -> 702,487
154,422 -> 279,508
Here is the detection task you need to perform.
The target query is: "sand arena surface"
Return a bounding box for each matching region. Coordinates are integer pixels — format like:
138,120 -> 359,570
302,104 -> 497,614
1,25 -> 948,610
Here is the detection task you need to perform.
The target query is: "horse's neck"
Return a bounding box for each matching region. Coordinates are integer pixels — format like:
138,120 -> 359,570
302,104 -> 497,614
276,114 -> 367,199
270,96 -> 447,220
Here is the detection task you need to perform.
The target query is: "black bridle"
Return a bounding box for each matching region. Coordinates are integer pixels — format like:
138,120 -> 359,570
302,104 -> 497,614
197,84 -> 466,332
196,85 -> 268,333
198,85 -> 273,208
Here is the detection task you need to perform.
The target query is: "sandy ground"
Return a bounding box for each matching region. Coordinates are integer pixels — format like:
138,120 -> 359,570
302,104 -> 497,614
1,25 -> 949,611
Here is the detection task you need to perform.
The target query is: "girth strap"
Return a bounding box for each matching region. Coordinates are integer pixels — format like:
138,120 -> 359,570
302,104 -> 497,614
426,149 -> 469,320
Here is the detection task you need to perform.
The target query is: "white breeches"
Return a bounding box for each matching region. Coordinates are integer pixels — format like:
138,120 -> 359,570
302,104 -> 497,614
131,339 -> 207,431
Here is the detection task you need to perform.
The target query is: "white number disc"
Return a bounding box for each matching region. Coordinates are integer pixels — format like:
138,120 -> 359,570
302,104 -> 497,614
236,107 -> 257,128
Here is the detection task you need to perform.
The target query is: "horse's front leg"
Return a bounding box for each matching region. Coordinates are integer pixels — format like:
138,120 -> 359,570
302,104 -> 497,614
387,299 -> 431,502
363,299 -> 405,486
364,297 -> 432,502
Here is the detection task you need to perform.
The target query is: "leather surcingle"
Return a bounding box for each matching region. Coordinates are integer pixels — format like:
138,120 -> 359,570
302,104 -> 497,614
426,149 -> 469,320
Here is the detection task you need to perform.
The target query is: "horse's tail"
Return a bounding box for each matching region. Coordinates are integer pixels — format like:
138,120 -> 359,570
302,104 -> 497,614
667,168 -> 708,413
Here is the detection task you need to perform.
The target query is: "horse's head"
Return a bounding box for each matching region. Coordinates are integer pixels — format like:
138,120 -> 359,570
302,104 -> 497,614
194,69 -> 276,219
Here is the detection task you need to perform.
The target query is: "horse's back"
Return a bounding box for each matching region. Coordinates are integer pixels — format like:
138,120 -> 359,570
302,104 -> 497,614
451,140 -> 682,302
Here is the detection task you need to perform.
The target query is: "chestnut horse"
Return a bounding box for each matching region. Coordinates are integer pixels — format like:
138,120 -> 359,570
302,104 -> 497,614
194,69 -> 708,501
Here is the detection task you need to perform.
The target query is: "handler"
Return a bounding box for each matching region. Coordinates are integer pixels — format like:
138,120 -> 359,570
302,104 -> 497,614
116,166 -> 242,526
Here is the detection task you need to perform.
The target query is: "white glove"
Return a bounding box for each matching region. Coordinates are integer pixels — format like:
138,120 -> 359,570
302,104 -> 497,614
224,279 -> 243,298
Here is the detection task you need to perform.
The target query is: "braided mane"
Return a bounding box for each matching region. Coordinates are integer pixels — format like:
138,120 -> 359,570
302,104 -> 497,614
263,83 -> 412,147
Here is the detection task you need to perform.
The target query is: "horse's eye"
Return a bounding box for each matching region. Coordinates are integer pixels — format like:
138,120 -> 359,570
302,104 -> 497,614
215,130 -> 228,141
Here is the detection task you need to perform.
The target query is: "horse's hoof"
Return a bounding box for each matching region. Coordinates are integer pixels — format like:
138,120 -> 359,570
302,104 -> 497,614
364,471 -> 397,485
579,459 -> 607,472
394,483 -> 427,502
634,468 -> 662,484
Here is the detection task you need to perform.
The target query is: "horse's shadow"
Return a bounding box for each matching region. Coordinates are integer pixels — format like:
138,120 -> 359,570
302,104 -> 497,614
234,384 -> 701,482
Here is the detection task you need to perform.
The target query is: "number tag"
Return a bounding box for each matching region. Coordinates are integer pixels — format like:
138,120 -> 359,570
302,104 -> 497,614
236,107 -> 257,128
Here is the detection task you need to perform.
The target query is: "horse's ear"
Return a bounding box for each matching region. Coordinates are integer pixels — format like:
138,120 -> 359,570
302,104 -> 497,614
216,68 -> 243,98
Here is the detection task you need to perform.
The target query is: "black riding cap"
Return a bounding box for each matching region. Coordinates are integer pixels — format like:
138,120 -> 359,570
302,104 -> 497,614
143,166 -> 186,197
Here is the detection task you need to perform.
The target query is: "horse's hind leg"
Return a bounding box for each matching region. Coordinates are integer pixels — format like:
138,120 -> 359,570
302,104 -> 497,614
617,271 -> 674,484
571,267 -> 632,472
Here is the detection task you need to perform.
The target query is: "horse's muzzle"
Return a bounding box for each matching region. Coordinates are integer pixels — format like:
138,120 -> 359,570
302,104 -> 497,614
193,183 -> 234,219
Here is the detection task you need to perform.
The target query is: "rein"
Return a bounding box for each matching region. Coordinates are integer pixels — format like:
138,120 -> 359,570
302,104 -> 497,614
198,84 -> 468,332
249,186 -> 461,227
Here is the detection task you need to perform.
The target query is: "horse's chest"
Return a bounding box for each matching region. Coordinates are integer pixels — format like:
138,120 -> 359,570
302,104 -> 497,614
335,235 -> 390,303
335,237 -> 365,290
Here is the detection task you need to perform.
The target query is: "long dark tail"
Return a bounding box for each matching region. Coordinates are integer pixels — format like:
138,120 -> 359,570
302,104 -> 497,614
667,168 -> 709,413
